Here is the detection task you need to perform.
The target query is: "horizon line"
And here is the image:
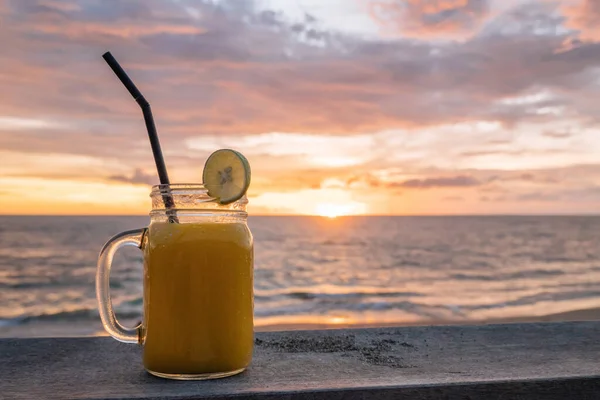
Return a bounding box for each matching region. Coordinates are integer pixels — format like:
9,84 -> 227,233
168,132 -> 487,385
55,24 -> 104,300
1,213 -> 600,217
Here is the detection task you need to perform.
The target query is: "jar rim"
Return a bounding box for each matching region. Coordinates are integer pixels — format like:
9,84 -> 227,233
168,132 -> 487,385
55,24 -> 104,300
149,183 -> 248,206
151,183 -> 207,191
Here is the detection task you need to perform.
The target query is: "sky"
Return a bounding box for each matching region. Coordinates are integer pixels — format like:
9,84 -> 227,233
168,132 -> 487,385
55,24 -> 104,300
1,0 -> 600,216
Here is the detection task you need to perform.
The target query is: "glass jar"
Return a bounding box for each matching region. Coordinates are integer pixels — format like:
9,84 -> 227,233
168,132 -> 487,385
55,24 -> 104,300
96,184 -> 254,380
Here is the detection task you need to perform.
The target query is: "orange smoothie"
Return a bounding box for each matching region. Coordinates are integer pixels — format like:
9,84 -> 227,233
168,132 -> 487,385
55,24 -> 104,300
142,221 -> 254,376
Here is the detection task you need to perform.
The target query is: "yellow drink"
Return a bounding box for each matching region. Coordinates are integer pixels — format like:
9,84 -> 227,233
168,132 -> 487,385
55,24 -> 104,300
142,221 -> 254,377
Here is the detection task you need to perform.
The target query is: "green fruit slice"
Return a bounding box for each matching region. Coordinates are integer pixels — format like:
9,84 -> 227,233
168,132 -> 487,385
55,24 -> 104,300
203,149 -> 251,204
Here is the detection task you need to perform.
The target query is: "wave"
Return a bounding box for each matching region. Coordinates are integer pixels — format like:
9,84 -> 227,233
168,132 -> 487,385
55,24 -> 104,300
463,289 -> 600,311
254,286 -> 425,301
450,268 -> 565,282
319,239 -> 367,247
0,308 -> 141,326
254,299 -> 464,319
0,280 -> 127,290
283,290 -> 423,300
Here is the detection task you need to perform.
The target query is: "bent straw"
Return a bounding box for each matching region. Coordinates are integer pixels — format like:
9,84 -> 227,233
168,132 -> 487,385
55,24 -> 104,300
102,52 -> 177,222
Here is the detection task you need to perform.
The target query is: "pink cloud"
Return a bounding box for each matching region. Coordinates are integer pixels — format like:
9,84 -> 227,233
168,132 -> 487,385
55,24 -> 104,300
562,0 -> 600,42
390,175 -> 481,189
0,0 -> 598,142
366,0 -> 491,38
108,168 -> 158,186
36,21 -> 206,38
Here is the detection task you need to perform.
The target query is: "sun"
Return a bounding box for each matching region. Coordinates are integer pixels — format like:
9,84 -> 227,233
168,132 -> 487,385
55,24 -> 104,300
315,202 -> 365,218
315,203 -> 342,218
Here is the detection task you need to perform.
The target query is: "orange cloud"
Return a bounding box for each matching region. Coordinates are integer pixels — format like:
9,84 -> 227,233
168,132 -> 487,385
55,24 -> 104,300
21,0 -> 204,38
390,175 -> 481,189
366,0 -> 491,38
562,0 -> 600,42
35,21 -> 206,39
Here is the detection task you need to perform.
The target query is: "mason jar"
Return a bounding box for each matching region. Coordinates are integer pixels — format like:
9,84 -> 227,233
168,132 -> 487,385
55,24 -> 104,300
96,184 -> 254,380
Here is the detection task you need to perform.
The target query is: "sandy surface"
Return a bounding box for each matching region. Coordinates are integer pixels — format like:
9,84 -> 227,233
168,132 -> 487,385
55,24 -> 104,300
2,307 -> 600,338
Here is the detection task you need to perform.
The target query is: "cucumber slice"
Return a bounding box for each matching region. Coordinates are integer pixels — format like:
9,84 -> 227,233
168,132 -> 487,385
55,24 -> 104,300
203,149 -> 251,204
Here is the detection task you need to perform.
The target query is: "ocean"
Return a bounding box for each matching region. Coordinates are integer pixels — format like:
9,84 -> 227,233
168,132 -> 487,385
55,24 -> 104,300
1,215 -> 600,338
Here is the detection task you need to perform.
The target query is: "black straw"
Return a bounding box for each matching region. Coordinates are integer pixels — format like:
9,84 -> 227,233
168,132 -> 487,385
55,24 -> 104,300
102,51 -> 177,221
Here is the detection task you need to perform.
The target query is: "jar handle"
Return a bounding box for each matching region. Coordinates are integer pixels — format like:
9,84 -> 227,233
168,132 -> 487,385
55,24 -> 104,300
96,228 -> 146,344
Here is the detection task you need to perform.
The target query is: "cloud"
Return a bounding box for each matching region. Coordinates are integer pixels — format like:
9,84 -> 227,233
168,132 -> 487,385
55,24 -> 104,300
392,175 -> 480,189
346,174 -> 383,189
542,130 -> 572,139
480,195 -> 507,202
367,0 -> 492,39
108,168 -> 157,186
0,116 -> 66,130
473,164 -> 600,204
562,0 -> 600,42
512,186 -> 600,203
460,149 -> 525,157
1,0 -> 599,147
186,132 -> 375,168
443,195 -> 464,201
515,191 -> 561,202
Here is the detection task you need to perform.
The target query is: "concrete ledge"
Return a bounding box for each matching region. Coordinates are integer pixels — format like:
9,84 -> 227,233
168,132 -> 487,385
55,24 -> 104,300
2,321 -> 600,399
